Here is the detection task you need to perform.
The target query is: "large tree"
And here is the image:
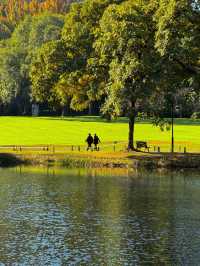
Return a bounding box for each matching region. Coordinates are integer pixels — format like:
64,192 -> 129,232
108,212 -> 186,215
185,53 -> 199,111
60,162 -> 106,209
57,0 -> 123,114
30,0 -> 125,115
94,0 -> 157,150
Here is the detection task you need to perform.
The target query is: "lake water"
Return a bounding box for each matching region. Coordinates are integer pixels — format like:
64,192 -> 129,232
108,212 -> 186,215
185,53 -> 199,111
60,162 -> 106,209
0,167 -> 200,265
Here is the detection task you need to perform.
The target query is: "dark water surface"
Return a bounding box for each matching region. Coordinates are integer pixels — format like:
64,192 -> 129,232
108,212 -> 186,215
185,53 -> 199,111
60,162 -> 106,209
0,167 -> 200,265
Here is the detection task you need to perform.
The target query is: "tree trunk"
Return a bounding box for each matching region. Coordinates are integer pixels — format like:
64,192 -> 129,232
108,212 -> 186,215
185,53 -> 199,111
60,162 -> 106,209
128,114 -> 135,151
61,105 -> 67,117
88,102 -> 93,115
0,104 -> 4,115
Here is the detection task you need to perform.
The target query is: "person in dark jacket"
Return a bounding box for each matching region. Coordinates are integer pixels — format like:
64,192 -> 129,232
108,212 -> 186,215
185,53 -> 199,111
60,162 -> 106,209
86,133 -> 93,151
93,134 -> 101,151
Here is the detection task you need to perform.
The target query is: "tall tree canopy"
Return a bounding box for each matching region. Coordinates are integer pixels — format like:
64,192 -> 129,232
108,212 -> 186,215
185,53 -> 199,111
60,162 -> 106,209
59,0 -> 124,111
31,0 -> 123,112
94,0 -> 157,149
154,0 -> 200,92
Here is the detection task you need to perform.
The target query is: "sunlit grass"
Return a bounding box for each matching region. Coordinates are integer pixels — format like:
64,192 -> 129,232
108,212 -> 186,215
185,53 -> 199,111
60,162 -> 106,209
0,116 -> 199,153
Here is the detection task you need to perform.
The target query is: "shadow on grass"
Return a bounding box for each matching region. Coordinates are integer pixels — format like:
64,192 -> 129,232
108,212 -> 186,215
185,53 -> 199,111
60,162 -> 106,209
35,116 -> 152,124
32,116 -> 200,126
36,116 -> 129,124
173,118 -> 200,125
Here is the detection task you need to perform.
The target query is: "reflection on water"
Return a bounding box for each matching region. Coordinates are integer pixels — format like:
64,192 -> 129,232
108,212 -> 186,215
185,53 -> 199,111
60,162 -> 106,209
0,167 -> 200,265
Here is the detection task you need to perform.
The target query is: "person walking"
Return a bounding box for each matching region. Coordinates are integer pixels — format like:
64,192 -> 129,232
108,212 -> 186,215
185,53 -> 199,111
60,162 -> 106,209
93,134 -> 101,151
86,133 -> 93,151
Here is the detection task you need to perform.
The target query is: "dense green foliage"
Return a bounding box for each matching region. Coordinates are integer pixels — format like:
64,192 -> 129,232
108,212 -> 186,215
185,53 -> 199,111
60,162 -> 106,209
0,0 -> 199,148
0,13 -> 64,114
30,40 -> 68,105
154,0 -> 200,102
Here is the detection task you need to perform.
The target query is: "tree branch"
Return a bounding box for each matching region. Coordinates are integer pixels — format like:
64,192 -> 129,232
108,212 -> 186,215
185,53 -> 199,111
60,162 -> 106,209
172,57 -> 199,75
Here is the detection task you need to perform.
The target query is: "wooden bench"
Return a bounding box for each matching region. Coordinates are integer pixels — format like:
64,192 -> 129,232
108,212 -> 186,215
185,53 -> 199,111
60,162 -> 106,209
136,141 -> 150,152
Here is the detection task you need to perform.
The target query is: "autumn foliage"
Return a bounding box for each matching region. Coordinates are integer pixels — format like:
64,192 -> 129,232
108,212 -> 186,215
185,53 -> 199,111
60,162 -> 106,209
0,0 -> 72,23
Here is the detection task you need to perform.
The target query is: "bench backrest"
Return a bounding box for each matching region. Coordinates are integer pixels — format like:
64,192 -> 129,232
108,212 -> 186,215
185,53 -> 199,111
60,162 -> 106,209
136,141 -> 148,148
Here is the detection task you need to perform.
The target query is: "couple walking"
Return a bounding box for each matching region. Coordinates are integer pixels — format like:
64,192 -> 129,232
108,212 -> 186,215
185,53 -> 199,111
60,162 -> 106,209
86,133 -> 101,151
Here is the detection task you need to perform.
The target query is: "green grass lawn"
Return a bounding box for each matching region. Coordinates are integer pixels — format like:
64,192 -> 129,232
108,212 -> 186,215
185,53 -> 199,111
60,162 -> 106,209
0,116 -> 200,152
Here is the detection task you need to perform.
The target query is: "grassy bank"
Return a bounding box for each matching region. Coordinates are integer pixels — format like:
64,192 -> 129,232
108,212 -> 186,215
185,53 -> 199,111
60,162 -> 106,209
0,116 -> 200,152
2,150 -> 200,170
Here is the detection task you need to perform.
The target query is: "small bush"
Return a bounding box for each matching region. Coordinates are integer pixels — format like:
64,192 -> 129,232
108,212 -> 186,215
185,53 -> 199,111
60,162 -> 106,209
191,112 -> 200,119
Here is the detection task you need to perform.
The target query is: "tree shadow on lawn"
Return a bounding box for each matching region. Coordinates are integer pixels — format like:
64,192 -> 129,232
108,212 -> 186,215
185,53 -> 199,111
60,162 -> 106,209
35,116 -> 151,124
36,116 -> 200,126
173,119 -> 200,126
37,116 -> 129,124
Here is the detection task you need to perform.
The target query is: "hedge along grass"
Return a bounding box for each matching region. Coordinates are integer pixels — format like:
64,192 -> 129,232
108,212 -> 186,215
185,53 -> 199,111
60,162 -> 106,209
0,116 -> 199,152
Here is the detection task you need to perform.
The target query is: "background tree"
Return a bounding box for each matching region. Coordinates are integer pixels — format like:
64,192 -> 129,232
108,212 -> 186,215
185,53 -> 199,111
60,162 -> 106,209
154,0 -> 200,96
0,47 -> 27,113
0,20 -> 13,40
0,13 -> 65,114
30,40 -> 68,107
